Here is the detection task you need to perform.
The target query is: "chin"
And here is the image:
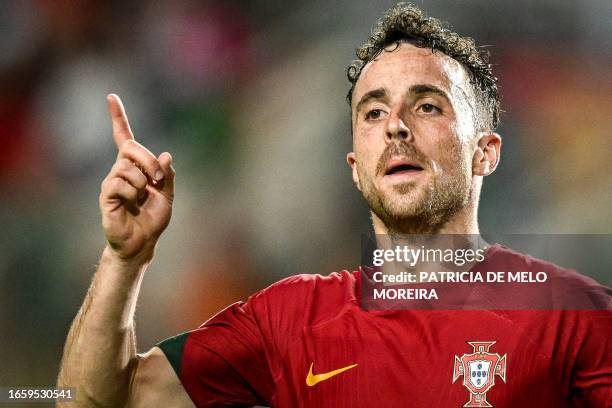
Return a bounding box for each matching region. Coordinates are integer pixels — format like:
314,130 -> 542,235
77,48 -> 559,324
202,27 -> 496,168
383,185 -> 428,209
381,194 -> 429,219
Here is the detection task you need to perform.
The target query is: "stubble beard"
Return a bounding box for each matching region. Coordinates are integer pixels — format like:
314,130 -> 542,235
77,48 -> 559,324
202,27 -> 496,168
358,149 -> 472,234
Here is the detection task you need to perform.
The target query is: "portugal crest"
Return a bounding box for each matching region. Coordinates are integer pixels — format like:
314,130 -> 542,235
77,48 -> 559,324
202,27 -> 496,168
452,341 -> 507,407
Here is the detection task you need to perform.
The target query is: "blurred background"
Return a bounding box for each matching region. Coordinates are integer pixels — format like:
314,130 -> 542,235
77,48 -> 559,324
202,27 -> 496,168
0,0 -> 610,401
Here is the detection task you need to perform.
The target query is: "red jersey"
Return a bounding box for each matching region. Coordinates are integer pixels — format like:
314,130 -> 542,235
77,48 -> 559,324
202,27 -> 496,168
158,244 -> 611,407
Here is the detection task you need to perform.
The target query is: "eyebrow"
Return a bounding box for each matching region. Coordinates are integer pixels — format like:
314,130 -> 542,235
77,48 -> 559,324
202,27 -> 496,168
409,84 -> 451,103
355,87 -> 389,114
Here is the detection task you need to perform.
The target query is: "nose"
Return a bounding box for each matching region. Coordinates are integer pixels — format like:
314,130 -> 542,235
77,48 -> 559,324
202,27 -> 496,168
385,111 -> 411,142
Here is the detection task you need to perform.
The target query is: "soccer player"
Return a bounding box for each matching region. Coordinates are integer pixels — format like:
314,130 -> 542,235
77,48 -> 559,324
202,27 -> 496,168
57,3 -> 611,407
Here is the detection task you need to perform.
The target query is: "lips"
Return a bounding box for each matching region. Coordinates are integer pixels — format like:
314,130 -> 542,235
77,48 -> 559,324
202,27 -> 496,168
384,158 -> 424,176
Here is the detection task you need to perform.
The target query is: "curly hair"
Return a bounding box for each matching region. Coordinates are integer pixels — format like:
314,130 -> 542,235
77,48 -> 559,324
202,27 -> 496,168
347,2 -> 500,131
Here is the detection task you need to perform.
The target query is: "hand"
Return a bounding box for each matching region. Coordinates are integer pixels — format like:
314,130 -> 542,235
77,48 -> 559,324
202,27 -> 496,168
99,94 -> 175,263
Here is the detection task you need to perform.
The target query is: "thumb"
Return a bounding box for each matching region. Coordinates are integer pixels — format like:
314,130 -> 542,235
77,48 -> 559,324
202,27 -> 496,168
157,152 -> 175,197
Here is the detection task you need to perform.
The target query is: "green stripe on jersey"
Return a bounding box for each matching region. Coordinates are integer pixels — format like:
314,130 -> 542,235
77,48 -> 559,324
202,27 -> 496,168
156,332 -> 189,378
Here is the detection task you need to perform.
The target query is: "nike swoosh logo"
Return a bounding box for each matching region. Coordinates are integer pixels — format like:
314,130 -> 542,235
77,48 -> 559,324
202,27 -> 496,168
306,362 -> 358,386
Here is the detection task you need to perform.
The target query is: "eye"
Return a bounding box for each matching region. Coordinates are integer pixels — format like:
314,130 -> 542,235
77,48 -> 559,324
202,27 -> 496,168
365,109 -> 384,120
417,103 -> 441,114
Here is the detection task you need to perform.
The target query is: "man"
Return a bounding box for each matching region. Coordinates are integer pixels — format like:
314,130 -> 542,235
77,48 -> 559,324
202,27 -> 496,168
58,3 -> 610,407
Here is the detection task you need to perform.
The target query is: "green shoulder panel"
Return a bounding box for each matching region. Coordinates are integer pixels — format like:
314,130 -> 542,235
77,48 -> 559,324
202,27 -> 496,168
156,332 -> 190,378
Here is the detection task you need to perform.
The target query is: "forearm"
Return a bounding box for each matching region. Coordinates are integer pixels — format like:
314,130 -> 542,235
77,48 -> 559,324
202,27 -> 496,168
57,246 -> 149,407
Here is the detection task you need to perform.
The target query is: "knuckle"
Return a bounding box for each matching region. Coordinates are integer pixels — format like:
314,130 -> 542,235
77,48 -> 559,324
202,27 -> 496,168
124,162 -> 145,180
134,165 -> 147,178
136,172 -> 148,188
120,139 -> 137,154
117,158 -> 133,170
112,159 -> 131,173
130,175 -> 146,190
125,187 -> 137,200
101,175 -> 114,190
109,177 -> 124,190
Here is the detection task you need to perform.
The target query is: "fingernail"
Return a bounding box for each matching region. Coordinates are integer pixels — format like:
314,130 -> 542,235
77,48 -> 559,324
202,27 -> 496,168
154,170 -> 164,181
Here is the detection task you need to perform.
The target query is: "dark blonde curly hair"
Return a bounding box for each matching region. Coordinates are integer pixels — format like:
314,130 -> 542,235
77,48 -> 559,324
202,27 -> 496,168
347,2 -> 500,131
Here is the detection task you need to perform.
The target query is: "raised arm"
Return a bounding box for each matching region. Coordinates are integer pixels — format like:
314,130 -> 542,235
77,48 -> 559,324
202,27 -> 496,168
57,94 -> 192,407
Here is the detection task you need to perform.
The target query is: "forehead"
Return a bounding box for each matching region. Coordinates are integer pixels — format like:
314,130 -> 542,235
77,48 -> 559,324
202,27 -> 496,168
353,42 -> 471,105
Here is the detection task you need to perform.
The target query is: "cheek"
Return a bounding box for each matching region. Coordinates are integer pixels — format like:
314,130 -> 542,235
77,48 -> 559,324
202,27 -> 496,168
438,139 -> 472,177
413,120 -> 452,158
414,120 -> 467,173
354,129 -> 384,168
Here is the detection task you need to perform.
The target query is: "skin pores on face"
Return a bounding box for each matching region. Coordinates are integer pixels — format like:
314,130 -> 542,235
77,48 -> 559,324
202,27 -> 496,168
349,42 -> 479,234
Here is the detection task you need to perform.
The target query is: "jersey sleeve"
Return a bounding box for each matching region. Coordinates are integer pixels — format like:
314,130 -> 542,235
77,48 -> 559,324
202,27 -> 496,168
157,296 -> 275,407
155,272 -> 354,407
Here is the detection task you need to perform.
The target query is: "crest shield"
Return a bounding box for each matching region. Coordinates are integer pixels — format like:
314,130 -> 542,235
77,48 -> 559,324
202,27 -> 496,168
452,341 -> 507,407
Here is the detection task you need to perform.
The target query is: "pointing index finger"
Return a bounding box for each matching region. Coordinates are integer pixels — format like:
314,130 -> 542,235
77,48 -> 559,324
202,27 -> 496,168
107,93 -> 135,149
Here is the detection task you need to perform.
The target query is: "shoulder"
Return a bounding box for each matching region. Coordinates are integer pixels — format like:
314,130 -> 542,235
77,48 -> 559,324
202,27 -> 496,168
247,270 -> 359,328
484,244 -> 612,310
485,244 -> 604,288
256,270 -> 358,300
181,270 -> 359,337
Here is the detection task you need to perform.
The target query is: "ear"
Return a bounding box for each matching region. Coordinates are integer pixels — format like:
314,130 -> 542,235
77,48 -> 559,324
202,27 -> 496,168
346,152 -> 362,191
472,133 -> 502,176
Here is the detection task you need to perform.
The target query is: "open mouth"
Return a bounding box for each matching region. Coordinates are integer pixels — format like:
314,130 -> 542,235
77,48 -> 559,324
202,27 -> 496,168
384,160 -> 424,176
